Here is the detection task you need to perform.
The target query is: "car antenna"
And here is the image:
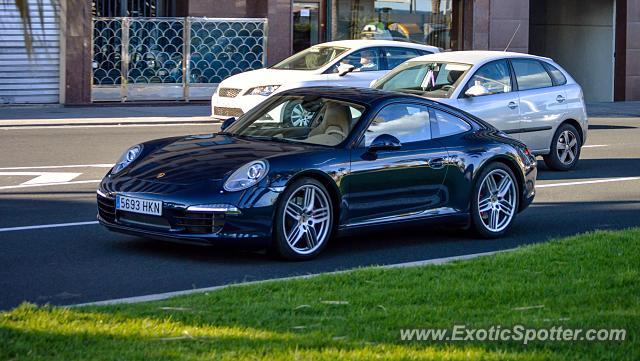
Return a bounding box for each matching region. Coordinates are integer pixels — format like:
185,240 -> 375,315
504,23 -> 521,52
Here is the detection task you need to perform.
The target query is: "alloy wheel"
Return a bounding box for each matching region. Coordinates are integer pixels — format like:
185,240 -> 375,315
290,104 -> 314,127
477,169 -> 517,233
556,130 -> 578,165
282,184 -> 331,255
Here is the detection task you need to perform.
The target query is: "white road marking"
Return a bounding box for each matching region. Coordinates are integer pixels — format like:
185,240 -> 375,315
537,176 -> 640,188
0,164 -> 113,170
0,171 -> 82,185
582,144 -> 608,148
0,123 -> 216,130
72,250 -> 507,307
0,179 -> 101,190
0,221 -> 99,233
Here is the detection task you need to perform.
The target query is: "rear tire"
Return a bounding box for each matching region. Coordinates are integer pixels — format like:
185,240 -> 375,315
272,178 -> 334,260
543,123 -> 581,171
470,163 -> 519,238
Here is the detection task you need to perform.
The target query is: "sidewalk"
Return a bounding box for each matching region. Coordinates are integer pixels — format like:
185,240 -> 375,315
0,104 -> 215,127
0,101 -> 637,127
587,101 -> 640,118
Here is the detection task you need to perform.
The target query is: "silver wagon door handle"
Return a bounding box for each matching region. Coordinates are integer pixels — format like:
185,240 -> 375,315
508,101 -> 518,109
556,95 -> 566,103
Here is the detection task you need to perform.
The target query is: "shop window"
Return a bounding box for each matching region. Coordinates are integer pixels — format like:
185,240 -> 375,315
92,0 -> 177,17
329,0 -> 457,50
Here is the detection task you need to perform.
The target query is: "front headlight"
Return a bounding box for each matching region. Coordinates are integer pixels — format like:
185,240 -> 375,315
111,144 -> 143,175
223,160 -> 269,192
245,85 -> 280,96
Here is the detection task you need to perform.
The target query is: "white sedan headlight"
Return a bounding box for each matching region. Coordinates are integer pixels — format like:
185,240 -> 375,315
111,144 -> 143,175
245,85 -> 280,96
223,160 -> 269,192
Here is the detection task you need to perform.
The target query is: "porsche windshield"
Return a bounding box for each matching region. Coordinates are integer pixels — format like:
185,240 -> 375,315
271,46 -> 349,70
224,96 -> 365,147
376,62 -> 472,98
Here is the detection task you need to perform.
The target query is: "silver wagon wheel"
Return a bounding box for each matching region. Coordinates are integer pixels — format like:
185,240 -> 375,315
556,129 -> 578,165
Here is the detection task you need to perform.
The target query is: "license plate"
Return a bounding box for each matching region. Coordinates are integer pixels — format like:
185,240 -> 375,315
115,195 -> 162,216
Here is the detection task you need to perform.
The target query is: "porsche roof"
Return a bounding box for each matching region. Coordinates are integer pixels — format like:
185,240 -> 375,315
276,86 -> 438,107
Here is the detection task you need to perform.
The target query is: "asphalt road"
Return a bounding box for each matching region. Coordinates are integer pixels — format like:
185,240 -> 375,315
1,118 -> 639,310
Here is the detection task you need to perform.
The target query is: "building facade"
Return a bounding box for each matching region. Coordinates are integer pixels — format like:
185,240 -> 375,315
1,0 -> 638,105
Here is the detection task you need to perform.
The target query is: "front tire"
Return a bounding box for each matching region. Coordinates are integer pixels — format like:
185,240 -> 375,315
543,123 -> 581,171
471,163 -> 519,238
283,101 -> 315,127
272,178 -> 334,260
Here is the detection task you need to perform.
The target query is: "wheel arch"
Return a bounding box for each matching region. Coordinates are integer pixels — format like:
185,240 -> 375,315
280,170 -> 344,227
475,155 -> 526,212
558,118 -> 584,145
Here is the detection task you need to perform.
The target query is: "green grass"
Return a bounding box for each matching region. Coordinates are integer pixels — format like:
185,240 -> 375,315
2,229 -> 639,360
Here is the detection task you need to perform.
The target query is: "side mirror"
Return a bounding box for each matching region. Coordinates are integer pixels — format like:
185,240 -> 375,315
220,117 -> 236,131
464,82 -> 490,97
338,63 -> 355,76
368,134 -> 401,152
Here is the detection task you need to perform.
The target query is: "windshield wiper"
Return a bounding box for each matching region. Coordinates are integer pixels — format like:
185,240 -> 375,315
394,88 -> 429,95
242,135 -> 300,144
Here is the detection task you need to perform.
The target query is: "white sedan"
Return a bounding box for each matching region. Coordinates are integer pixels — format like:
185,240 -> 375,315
211,40 -> 439,126
372,51 -> 588,170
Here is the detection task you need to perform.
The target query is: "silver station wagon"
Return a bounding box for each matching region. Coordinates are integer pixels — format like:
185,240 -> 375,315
372,51 -> 588,170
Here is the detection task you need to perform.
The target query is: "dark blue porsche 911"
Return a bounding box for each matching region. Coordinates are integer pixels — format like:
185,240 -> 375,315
97,87 -> 536,260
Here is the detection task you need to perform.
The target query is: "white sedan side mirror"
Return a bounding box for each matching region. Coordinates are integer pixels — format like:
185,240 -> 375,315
338,63 -> 355,76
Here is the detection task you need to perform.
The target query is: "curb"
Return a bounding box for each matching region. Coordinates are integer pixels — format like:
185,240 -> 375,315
71,249 -> 509,307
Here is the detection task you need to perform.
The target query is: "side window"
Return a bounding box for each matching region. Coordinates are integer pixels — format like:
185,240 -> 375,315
511,59 -> 554,91
333,48 -> 382,73
432,109 -> 471,138
383,47 -> 420,70
542,62 -> 567,86
465,60 -> 512,95
364,104 -> 431,146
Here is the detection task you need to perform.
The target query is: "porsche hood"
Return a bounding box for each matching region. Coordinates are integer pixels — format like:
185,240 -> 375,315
119,134 -> 313,185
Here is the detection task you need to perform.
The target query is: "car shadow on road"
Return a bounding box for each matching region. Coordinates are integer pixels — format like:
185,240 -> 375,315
588,124 -> 637,130
112,236 -> 270,263
3,187 -> 638,269
537,158 -> 640,181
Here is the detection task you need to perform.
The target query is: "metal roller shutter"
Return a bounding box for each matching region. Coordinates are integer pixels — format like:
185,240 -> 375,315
0,0 -> 60,104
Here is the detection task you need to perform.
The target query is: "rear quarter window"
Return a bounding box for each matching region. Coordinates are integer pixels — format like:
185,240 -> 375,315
542,62 -> 568,86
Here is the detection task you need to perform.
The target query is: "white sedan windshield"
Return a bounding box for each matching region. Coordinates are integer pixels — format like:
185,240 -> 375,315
271,46 -> 349,70
376,62 -> 472,98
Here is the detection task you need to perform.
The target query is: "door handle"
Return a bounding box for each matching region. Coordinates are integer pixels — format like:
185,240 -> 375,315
429,157 -> 445,169
508,101 -> 518,109
556,95 -> 566,103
